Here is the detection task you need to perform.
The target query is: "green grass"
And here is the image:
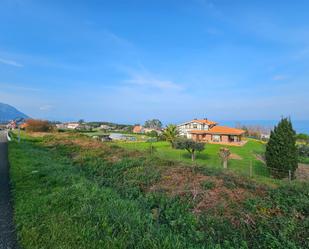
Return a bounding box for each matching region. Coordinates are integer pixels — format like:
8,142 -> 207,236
118,139 -> 268,178
9,133 -> 309,249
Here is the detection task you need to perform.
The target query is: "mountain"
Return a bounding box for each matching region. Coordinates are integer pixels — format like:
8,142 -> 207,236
0,103 -> 29,122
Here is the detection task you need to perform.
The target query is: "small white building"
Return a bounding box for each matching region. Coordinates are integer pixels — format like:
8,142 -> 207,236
67,123 -> 80,129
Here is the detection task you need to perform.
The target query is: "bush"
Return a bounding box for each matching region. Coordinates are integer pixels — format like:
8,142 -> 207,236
25,119 -> 53,132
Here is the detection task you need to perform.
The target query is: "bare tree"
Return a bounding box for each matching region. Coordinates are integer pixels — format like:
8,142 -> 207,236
218,147 -> 231,169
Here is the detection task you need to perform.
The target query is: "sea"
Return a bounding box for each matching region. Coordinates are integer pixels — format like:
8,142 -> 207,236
218,120 -> 309,134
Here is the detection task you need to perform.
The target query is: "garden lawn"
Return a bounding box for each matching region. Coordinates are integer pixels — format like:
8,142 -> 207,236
118,139 -> 268,177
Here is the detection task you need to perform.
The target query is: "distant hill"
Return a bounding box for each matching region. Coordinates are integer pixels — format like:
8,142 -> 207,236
0,103 -> 29,123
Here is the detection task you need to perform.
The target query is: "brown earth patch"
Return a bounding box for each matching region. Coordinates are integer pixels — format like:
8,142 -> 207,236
26,132 -> 55,137
229,153 -> 242,160
149,167 -> 253,218
149,167 -> 216,198
296,164 -> 309,181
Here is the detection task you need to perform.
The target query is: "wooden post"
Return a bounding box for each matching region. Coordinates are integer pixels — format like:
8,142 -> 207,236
18,126 -> 20,143
288,170 -> 291,183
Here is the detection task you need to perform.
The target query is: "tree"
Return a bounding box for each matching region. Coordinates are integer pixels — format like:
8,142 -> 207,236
144,119 -> 162,129
174,138 -> 205,161
162,124 -> 179,148
78,119 -> 85,124
146,130 -> 158,138
218,148 -> 231,169
265,118 -> 298,179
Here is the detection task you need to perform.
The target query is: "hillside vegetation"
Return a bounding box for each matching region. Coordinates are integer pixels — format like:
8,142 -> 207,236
9,132 -> 309,249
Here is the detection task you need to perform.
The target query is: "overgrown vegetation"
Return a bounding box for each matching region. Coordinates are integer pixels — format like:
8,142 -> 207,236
9,132 -> 309,248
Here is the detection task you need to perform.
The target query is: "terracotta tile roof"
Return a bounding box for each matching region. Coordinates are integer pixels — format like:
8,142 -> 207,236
190,126 -> 245,135
133,125 -> 143,133
191,119 -> 218,125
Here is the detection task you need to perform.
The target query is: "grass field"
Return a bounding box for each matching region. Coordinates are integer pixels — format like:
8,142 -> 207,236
8,132 -> 309,248
118,139 -> 268,178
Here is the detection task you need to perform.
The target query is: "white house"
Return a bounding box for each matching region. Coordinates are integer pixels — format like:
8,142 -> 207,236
67,123 -> 80,129
177,118 -> 245,144
177,118 -> 217,138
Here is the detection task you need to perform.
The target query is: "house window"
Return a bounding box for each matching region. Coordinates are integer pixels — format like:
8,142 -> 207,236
213,135 -> 221,142
193,123 -> 197,129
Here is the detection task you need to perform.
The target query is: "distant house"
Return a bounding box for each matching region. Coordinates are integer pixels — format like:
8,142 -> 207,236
133,125 -> 144,133
55,122 -> 91,131
177,118 -> 245,144
100,124 -> 112,130
133,125 -> 162,134
67,123 -> 80,129
6,121 -> 17,130
56,123 -> 67,129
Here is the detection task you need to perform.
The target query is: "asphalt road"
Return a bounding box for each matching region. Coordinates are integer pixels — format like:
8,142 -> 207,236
0,131 -> 19,249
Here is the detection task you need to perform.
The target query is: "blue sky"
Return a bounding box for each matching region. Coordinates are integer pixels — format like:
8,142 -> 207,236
0,0 -> 309,124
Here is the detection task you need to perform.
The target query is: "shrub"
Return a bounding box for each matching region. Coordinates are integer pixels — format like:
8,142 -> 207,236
25,119 -> 53,132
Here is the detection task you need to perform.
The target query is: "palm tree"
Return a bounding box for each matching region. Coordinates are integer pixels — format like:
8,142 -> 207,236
162,124 -> 179,148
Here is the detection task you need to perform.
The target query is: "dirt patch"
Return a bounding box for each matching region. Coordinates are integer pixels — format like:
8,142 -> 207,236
149,167 -> 253,217
254,154 -> 266,164
194,186 -> 250,214
296,164 -> 309,181
27,131 -> 55,137
229,153 -> 242,160
149,167 -> 216,198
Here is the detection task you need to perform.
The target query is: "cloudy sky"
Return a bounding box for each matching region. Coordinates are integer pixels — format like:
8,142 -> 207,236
0,0 -> 309,123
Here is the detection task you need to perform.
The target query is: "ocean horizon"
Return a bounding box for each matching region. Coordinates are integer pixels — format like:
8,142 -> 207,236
218,120 -> 309,134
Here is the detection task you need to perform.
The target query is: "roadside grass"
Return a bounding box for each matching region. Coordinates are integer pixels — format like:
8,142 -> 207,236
9,132 -> 309,249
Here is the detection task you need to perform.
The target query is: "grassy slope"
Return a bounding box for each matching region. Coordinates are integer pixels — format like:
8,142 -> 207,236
9,133 -> 309,249
118,139 -> 268,177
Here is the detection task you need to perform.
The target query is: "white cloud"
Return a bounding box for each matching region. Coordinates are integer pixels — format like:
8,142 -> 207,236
125,74 -> 183,91
273,75 -> 288,81
39,105 -> 53,111
0,57 -> 23,67
120,66 -> 184,91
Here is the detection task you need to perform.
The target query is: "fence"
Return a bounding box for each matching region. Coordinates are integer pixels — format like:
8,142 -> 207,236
128,142 -> 301,182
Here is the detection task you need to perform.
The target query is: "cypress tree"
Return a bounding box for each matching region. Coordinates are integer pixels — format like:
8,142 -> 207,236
265,118 -> 298,179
